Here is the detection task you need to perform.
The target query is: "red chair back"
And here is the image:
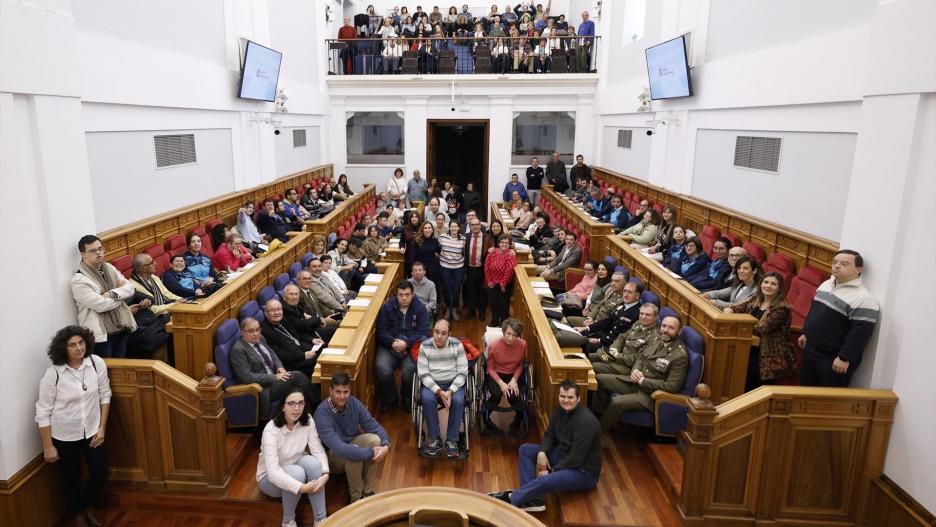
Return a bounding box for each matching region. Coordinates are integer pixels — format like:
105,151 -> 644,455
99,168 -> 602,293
742,241 -> 767,265
788,276 -> 819,327
723,232 -> 742,249
164,234 -> 186,254
111,255 -> 134,278
699,225 -> 721,255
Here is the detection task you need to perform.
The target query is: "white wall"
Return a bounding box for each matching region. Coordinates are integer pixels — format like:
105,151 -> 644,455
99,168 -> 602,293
274,124 -> 323,177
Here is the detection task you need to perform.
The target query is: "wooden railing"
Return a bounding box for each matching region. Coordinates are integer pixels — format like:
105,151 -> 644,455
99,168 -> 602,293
605,236 -> 756,402
679,385 -> 898,526
490,201 -> 534,267
168,232 -> 312,379
303,184 -> 377,239
539,186 -> 615,257
511,268 -> 595,429
593,167 -> 839,274
311,263 -> 402,408
104,359 -> 229,492
100,164 -> 333,261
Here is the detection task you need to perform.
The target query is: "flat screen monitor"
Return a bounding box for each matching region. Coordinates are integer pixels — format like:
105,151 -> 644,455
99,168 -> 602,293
645,35 -> 692,100
238,41 -> 282,102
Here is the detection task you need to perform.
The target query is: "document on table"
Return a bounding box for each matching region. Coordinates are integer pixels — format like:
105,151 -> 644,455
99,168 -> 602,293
551,321 -> 582,335
320,348 -> 346,356
359,284 -> 379,293
364,274 -> 384,283
348,298 -> 370,307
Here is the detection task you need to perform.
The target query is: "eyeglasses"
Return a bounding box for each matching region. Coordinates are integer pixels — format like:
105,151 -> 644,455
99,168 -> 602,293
285,400 -> 305,408
242,328 -> 261,334
84,247 -> 105,254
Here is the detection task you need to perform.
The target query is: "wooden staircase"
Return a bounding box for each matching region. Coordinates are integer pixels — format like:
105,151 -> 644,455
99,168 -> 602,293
647,442 -> 683,499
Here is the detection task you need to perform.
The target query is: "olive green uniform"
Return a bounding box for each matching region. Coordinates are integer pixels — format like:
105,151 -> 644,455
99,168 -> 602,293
587,322 -> 659,375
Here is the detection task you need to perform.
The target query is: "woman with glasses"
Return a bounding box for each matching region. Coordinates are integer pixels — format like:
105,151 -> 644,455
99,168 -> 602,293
257,388 -> 329,527
555,260 -> 598,310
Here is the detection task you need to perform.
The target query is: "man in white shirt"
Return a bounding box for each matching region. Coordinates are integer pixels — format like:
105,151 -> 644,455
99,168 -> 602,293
382,38 -> 403,74
321,255 -> 356,300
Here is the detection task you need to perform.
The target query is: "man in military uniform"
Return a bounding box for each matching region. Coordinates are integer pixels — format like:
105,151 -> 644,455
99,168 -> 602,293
591,315 -> 689,432
556,272 -> 627,347
588,303 -> 660,374
575,280 -> 643,353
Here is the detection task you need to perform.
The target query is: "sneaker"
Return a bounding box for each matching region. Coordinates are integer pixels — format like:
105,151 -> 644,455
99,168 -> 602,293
423,438 -> 443,456
282,521 -> 298,527
445,440 -> 460,458
487,490 -> 513,503
519,497 -> 546,512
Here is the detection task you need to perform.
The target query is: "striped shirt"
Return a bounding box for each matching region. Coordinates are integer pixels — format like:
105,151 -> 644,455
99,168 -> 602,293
802,277 -> 879,362
417,337 -> 469,394
438,233 -> 466,269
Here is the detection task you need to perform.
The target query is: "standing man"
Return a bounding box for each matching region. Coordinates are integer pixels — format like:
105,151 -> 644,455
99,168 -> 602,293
799,250 -> 879,387
71,235 -> 137,358
488,379 -> 601,512
526,156 -> 545,207
545,151 -> 568,193
314,372 -> 391,503
576,11 -> 595,72
568,155 -> 592,190
463,217 -> 489,320
591,315 -> 688,432
374,281 -> 431,412
407,169 -> 428,206
417,320 -> 469,458
338,16 -> 357,75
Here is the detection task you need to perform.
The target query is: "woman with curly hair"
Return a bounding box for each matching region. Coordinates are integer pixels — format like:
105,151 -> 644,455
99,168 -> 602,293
35,326 -> 111,527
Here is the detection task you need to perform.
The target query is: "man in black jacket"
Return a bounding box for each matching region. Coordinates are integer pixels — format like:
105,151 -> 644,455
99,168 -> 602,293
488,380 -> 601,512
260,298 -> 322,381
545,151 -> 568,193
281,284 -> 336,343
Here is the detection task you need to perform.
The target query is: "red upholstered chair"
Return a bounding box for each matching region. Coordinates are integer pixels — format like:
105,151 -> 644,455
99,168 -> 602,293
623,190 -> 633,200
763,253 -> 796,287
787,276 -> 820,328
111,255 -> 134,278
144,244 -> 165,259
723,232 -> 742,249
153,253 -> 171,276
164,234 -> 186,254
797,265 -> 830,286
651,203 -> 664,213
742,241 -> 767,265
699,225 -> 721,255
564,267 -> 585,291
205,219 -> 223,232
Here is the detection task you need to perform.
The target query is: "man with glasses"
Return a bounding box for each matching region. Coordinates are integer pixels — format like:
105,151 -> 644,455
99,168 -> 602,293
71,235 -> 137,358
462,217 -> 489,320
229,317 -> 312,418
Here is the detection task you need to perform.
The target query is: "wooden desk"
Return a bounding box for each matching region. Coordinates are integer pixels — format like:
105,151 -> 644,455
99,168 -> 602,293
511,267 -> 596,430
168,232 -> 312,379
320,486 -> 545,526
540,185 -> 615,257
312,263 -> 400,406
303,184 -> 376,239
605,236 -> 756,402
593,166 -> 838,273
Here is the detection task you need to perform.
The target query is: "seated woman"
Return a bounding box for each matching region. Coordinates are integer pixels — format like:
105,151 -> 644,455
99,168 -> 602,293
485,318 -> 528,437
619,209 -> 660,249
334,173 -> 354,201
556,260 -> 598,310
363,225 -> 388,262
347,237 -> 378,275
212,233 -> 254,273
257,388 -> 329,527
310,235 -> 327,261
210,223 -> 229,254
162,254 -> 210,298
668,236 -> 710,280
237,202 -> 268,251
659,225 -> 688,268
183,233 -> 220,287
510,201 -> 535,236
705,256 -> 760,309
725,272 -> 797,391
328,239 -> 364,291
641,206 -> 676,261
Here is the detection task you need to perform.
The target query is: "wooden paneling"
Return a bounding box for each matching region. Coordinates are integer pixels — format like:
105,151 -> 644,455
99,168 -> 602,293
539,186 -> 614,257
679,386 -> 899,526
865,475 -> 936,527
303,184 -> 377,239
593,167 -> 839,273
100,165 -> 334,261
0,455 -> 65,527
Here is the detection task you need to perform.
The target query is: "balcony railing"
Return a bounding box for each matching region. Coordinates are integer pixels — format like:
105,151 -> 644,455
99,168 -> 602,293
325,36 -> 600,76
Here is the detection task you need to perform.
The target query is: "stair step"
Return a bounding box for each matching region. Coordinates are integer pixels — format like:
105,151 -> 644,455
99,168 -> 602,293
648,443 -> 683,497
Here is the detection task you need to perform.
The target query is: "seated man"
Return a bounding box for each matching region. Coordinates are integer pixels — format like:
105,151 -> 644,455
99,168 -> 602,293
295,270 -> 341,328
307,258 -> 347,317
533,225 -> 564,264
129,253 -> 181,316
624,199 -> 650,229
418,319 -> 469,458
569,279 -> 643,351
374,281 -> 431,412
687,237 -> 731,292
255,199 -> 290,242
588,303 -> 660,373
321,255 -> 356,300
260,299 -> 322,380
585,186 -> 609,218
558,271 -> 627,347
600,194 -> 632,232
313,372 -> 391,503
128,253 -> 181,361
229,317 -> 312,418
591,315 -> 689,432
489,379 -> 601,512
537,230 -> 582,281
408,261 -> 438,315
281,284 -> 336,343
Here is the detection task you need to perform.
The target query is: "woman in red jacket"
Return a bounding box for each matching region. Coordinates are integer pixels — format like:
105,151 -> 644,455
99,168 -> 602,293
211,233 -> 254,273
484,235 -> 518,327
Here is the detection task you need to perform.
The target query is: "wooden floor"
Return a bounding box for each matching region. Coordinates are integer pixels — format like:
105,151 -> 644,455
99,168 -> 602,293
93,315 -> 682,527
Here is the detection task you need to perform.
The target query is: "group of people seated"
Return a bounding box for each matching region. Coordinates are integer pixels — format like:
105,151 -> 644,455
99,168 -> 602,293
52,161 -> 880,525
335,3 -> 596,74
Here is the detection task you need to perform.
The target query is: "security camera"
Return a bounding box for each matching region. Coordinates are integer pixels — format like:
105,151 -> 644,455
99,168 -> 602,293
274,129 -> 281,136
646,130 -> 654,136
450,106 -> 455,112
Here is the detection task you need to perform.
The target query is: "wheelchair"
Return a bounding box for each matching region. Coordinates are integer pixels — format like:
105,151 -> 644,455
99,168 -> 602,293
410,356 -> 479,460
476,353 -> 534,437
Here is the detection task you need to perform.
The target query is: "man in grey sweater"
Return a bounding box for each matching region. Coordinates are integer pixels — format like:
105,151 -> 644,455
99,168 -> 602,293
418,319 -> 468,458
408,261 -> 438,314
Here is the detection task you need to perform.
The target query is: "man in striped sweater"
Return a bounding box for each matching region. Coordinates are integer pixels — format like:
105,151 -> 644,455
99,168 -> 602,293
418,319 -> 469,458
799,250 -> 880,387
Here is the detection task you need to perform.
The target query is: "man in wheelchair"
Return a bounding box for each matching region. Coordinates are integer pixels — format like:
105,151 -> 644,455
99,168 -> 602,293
417,319 -> 469,458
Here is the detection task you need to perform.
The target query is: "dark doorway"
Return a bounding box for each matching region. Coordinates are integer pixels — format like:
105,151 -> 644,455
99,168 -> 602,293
427,120 -> 489,220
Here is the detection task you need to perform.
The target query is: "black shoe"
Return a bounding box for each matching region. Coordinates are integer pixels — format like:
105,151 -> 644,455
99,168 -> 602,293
486,420 -> 505,436
519,497 -> 546,512
507,419 -> 523,439
487,490 -> 513,504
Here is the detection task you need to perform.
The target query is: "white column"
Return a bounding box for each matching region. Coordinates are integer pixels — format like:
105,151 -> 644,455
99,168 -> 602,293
404,97 -> 429,178
487,97 -> 514,206
574,94 -> 596,163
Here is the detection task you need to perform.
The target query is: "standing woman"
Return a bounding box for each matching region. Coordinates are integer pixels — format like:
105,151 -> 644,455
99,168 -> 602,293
257,388 -> 329,527
408,221 -> 442,286
725,272 -> 797,391
439,220 -> 467,321
36,326 -> 111,527
484,235 -> 518,327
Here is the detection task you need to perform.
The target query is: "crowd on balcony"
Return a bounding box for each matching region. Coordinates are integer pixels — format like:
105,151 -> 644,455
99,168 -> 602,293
333,3 -> 597,74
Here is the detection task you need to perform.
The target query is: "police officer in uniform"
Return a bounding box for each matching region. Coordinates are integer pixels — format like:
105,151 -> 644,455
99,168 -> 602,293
591,315 -> 689,432
588,303 -> 660,373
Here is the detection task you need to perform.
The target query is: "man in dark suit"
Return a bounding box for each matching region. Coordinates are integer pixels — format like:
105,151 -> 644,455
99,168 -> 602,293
559,279 -> 642,348
229,317 -> 312,418
295,270 -> 342,330
462,216 -> 490,320
260,298 -> 322,379
281,283 -> 336,343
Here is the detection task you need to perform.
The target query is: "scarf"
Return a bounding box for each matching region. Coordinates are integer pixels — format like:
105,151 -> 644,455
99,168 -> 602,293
132,273 -> 167,306
80,261 -> 135,334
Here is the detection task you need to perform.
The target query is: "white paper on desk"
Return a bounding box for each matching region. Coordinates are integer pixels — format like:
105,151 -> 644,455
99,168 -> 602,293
224,272 -> 243,282
551,321 -> 581,335
320,348 -> 346,356
348,298 -> 370,307
359,285 -> 378,293
364,274 -> 384,283
242,262 -> 257,270
514,242 -> 530,251
533,287 -> 553,297
311,343 -> 324,353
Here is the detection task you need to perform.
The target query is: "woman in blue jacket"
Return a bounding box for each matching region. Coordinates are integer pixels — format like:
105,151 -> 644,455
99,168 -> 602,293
669,236 -> 710,280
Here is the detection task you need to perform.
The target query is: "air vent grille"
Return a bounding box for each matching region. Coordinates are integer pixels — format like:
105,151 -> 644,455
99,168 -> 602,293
154,134 -> 196,168
734,136 -> 782,173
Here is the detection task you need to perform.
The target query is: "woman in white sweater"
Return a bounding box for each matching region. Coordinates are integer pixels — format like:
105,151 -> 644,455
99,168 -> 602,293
257,388 -> 329,527
619,209 -> 660,249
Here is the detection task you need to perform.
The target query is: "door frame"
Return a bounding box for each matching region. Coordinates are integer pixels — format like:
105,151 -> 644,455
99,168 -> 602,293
426,119 -> 490,221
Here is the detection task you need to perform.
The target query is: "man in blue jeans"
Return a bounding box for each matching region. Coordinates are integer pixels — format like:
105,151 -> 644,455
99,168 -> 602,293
418,319 -> 469,458
488,379 -> 602,511
374,281 -> 431,412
